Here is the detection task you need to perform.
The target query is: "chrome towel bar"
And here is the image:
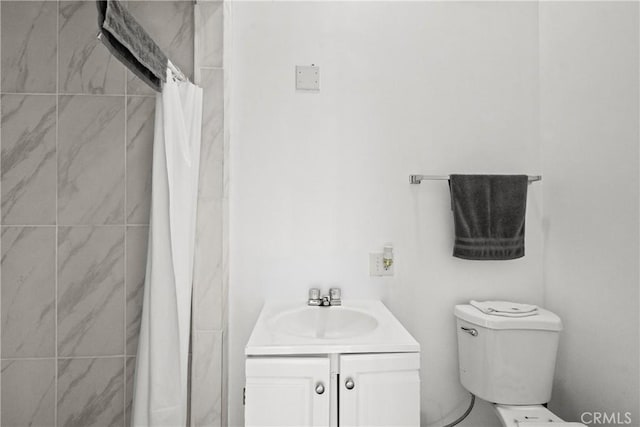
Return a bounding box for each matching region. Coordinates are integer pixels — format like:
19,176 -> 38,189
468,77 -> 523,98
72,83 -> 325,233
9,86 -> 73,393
409,175 -> 542,184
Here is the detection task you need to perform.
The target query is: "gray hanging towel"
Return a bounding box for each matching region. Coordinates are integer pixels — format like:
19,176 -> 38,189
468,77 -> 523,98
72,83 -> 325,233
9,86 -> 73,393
96,0 -> 167,92
449,174 -> 528,260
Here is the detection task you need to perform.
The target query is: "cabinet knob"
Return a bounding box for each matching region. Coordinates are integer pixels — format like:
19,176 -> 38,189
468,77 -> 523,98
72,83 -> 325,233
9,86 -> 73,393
315,382 -> 325,395
345,378 -> 355,390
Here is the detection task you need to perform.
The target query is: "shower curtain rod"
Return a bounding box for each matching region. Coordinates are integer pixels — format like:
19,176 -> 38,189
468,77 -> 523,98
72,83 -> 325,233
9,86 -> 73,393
96,31 -> 189,83
409,174 -> 542,184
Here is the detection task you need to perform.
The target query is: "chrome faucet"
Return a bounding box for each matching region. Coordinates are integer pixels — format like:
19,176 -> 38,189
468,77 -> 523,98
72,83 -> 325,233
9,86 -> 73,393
308,287 -> 341,306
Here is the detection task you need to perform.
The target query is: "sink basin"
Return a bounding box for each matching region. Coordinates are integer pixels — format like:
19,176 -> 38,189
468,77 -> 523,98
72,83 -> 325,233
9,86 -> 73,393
268,306 -> 379,339
246,300 -> 420,355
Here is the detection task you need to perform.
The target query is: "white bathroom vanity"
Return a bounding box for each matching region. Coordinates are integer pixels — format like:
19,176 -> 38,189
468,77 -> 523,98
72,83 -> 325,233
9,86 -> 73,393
244,300 -> 421,427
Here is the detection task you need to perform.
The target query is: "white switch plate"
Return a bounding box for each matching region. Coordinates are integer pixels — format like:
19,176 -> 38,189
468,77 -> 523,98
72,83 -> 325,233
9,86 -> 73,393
369,253 -> 394,277
296,65 -> 320,91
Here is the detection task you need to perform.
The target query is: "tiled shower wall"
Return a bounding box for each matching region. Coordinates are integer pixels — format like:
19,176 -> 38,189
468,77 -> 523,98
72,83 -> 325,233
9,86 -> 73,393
0,1 -> 200,425
191,1 -> 225,426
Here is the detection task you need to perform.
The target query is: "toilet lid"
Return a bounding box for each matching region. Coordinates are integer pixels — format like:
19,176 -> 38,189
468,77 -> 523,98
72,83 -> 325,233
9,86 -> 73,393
455,304 -> 563,331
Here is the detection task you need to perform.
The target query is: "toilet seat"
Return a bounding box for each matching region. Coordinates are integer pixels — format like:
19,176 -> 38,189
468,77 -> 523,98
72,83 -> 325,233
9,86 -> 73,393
493,404 -> 587,427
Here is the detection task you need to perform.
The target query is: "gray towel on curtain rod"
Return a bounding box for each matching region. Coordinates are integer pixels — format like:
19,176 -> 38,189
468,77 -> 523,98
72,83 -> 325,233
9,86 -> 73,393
449,174 -> 528,260
96,0 -> 167,91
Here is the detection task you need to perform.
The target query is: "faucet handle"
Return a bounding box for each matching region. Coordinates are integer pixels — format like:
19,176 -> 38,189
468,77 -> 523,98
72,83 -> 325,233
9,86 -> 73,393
308,288 -> 322,306
309,288 -> 320,300
329,288 -> 341,305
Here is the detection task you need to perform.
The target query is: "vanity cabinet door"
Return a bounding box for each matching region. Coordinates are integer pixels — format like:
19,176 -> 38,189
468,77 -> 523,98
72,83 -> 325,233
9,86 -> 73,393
245,357 -> 331,427
339,352 -> 421,427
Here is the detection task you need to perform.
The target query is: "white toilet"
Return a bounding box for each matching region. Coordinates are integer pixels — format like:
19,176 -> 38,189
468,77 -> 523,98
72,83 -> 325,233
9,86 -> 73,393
454,304 -> 586,426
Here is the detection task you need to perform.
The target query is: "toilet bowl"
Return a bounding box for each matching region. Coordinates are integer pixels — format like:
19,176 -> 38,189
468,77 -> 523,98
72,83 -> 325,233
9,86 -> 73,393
454,303 -> 586,427
494,404 -> 586,427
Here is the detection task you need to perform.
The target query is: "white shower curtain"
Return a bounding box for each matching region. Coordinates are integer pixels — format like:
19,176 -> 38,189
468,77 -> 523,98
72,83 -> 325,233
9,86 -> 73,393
132,69 -> 203,427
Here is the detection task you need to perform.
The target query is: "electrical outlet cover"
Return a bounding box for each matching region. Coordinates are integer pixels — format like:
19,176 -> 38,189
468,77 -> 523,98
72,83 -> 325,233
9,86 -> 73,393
369,253 -> 394,277
296,65 -> 320,91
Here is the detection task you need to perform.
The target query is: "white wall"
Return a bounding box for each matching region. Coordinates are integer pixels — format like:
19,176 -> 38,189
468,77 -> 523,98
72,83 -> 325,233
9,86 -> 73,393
229,2 -> 543,426
540,3 -> 639,425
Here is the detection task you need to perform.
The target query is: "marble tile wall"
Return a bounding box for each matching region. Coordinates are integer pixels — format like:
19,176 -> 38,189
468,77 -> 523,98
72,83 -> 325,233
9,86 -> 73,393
0,1 -> 195,426
191,1 -> 226,426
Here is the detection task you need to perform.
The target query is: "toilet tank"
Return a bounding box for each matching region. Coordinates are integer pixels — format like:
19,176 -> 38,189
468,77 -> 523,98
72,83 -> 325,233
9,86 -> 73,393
454,304 -> 563,405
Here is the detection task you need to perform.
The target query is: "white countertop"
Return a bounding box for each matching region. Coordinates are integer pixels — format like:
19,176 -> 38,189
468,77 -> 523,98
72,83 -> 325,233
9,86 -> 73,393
245,299 -> 420,356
